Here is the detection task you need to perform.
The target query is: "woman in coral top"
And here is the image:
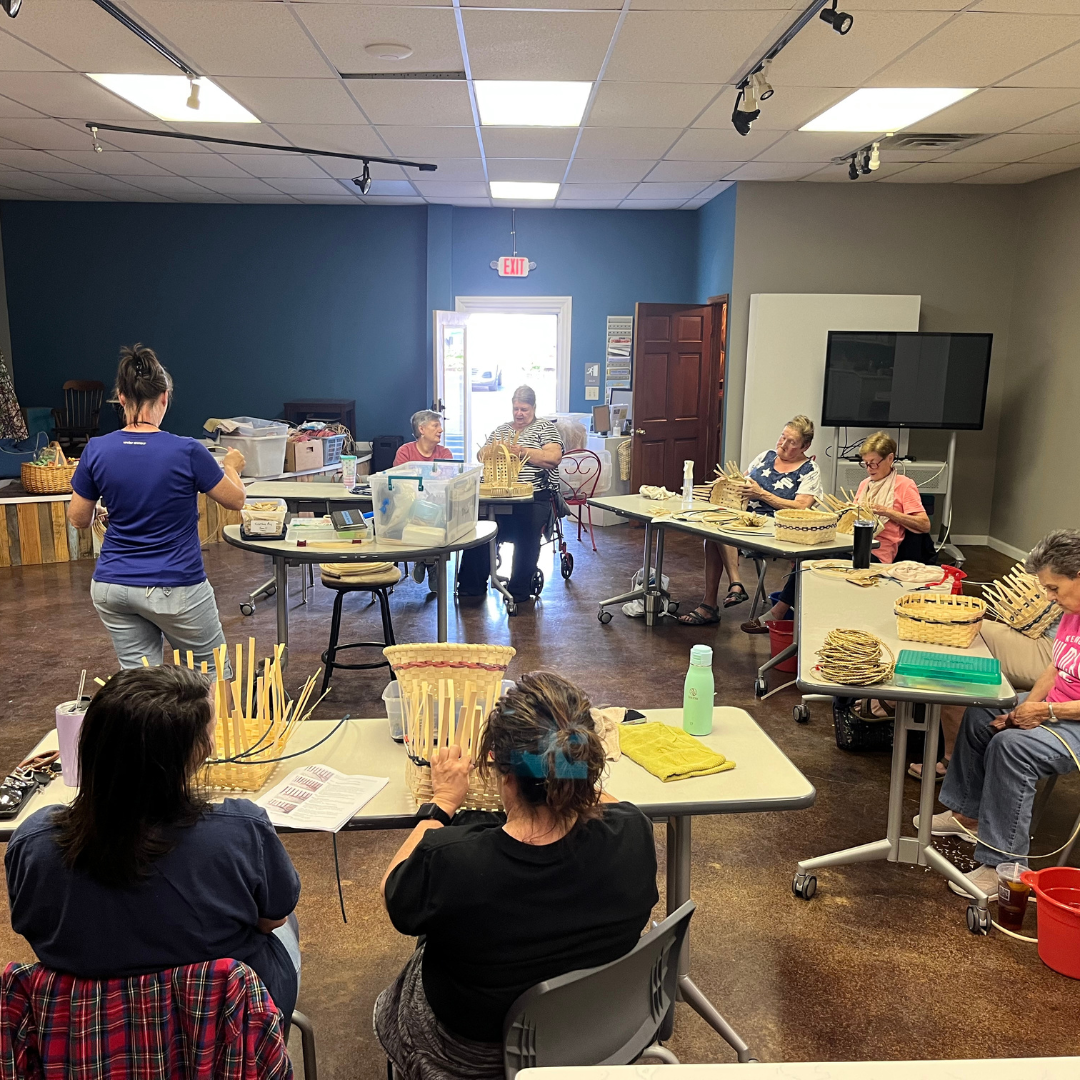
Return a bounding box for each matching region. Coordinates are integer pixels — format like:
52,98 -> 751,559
854,432 -> 931,564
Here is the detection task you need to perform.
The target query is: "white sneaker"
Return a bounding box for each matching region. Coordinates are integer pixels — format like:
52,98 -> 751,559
947,863 -> 999,897
913,811 -> 977,843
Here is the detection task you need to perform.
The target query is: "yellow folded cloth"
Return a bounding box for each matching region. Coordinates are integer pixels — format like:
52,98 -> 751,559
618,722 -> 735,782
321,561 -> 396,579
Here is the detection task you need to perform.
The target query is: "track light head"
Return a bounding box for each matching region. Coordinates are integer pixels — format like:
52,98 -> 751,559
353,162 -> 372,195
848,156 -> 859,180
819,1 -> 854,35
186,78 -> 200,111
731,86 -> 760,136
859,149 -> 872,175
1,0 -> 21,17
868,141 -> 881,171
750,63 -> 773,102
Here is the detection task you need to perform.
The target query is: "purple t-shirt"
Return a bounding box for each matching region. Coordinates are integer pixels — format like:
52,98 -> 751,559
71,430 -> 225,587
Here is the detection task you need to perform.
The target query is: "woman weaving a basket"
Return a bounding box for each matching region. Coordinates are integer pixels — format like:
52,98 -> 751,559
375,671 -> 658,1080
852,432 -> 932,565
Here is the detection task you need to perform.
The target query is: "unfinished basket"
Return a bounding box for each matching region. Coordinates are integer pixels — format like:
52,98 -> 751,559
709,476 -> 750,512
384,642 -> 516,810
983,563 -> 1060,639
478,442 -> 532,499
894,592 -> 986,649
774,508 -> 839,546
21,441 -> 78,494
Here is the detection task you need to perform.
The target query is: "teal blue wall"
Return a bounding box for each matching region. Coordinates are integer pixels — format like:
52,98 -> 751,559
696,184 -> 736,303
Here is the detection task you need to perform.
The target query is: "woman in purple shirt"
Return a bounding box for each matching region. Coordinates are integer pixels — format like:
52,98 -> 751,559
67,345 -> 246,670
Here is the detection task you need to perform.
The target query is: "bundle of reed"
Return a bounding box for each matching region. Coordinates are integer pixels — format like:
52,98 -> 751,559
815,628 -> 895,686
808,559 -> 881,587
478,442 -> 532,498
894,592 -> 985,648
983,563 -> 1060,639
666,507 -> 768,530
817,492 -> 866,535
384,642 -> 515,810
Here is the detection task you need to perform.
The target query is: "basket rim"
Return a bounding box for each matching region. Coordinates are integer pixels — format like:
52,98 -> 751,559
775,508 -> 838,522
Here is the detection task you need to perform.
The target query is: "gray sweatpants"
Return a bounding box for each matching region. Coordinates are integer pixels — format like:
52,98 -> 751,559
90,577 -> 232,676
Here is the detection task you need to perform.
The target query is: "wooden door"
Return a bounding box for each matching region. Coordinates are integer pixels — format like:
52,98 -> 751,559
631,303 -> 721,491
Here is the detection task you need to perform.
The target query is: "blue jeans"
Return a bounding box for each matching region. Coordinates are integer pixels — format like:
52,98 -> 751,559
90,578 -> 231,676
273,913 -> 302,996
941,700 -> 1080,867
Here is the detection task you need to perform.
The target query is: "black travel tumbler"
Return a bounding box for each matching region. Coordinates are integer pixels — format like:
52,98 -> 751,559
852,520 -> 873,570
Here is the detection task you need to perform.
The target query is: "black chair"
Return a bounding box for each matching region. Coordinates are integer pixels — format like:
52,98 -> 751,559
319,563 -> 401,694
52,380 -> 104,454
371,435 -> 405,473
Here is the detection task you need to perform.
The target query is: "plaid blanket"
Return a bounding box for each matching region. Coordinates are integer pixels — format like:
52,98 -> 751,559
0,959 -> 292,1080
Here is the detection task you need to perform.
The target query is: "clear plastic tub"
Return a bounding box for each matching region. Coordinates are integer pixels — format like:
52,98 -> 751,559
218,417 -> 290,477
241,497 -> 287,536
369,463 -> 481,547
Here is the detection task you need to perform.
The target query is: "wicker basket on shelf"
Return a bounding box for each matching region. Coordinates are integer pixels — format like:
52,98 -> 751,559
384,642 -> 516,810
983,563 -> 1060,640
21,442 -> 78,494
478,443 -> 532,499
894,592 -> 986,649
774,508 -> 839,546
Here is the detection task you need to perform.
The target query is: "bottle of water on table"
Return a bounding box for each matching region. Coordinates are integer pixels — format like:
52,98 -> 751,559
683,644 -> 714,735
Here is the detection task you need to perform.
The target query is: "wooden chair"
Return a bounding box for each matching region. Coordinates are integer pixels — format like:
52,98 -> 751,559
52,380 -> 104,453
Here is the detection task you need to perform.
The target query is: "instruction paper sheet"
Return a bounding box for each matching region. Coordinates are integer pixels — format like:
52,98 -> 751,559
257,764 -> 388,832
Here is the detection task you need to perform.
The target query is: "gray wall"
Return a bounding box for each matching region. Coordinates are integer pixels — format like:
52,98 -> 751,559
989,167 -> 1080,552
725,181 -> 1021,538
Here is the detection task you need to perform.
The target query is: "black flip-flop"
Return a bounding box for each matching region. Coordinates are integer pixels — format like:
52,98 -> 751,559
723,583 -> 749,608
678,604 -> 720,626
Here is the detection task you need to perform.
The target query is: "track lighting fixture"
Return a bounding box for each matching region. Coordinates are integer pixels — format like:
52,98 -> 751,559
868,142 -> 881,171
848,155 -> 859,181
353,162 -> 372,195
186,77 -> 200,111
859,148 -> 871,174
750,63 -> 773,102
819,0 -> 854,35
1,0 -> 21,17
731,86 -> 760,137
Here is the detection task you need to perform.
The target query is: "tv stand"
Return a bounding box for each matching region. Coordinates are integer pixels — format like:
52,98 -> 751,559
939,430 -> 965,568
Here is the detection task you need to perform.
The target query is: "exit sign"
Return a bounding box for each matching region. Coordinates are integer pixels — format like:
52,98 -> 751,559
498,256 -> 530,277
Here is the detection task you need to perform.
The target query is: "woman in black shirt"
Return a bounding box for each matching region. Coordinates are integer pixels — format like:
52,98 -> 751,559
375,672 -> 659,1080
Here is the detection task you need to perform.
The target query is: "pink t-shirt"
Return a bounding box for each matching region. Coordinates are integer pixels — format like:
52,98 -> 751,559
393,441 -> 453,467
855,472 -> 925,564
1048,612 -> 1080,703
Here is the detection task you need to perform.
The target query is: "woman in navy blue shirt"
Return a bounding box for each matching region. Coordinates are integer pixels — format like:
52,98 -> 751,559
68,345 -> 246,670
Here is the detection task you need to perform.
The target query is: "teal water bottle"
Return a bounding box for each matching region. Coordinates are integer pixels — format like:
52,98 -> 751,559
683,644 -> 714,735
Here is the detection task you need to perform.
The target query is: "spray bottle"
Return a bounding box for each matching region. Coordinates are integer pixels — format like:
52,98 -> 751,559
681,459 -> 695,509
683,644 -> 714,735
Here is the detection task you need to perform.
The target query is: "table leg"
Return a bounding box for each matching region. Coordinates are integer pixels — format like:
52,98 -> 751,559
486,508 -> 514,606
436,556 -> 448,643
666,816 -> 755,1062
597,519 -> 653,620
746,556 -> 767,621
274,557 -> 289,665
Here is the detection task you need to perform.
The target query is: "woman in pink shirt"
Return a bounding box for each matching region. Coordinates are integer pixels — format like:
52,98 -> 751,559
394,411 -> 454,467
854,432 -> 931,564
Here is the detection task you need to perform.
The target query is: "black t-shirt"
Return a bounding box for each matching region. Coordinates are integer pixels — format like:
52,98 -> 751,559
384,803 -> 659,1042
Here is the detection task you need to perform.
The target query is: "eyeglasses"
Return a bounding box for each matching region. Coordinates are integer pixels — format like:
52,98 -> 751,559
860,459 -> 885,470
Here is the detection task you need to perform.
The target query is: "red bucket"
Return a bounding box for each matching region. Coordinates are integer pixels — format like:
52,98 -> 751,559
767,620 -> 797,674
1021,867 -> 1080,979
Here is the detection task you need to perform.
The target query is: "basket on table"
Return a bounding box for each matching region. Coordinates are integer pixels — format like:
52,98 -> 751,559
478,442 -> 532,499
894,592 -> 986,649
774,508 -> 838,546
984,563 -> 1061,640
709,475 -> 750,512
21,441 -> 78,494
384,642 -> 516,810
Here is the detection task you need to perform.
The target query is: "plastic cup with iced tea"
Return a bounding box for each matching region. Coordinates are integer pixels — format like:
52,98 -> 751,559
996,861 -> 1031,932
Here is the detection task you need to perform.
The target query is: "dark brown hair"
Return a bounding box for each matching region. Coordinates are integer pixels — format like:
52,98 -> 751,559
113,343 -> 174,424
55,666 -> 213,887
479,671 -> 604,828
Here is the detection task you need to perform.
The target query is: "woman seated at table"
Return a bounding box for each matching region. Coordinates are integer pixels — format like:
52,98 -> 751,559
395,410 -> 454,466
680,415 -> 822,628
457,386 -> 564,604
853,432 -> 932,565
5,666 -> 303,1019
917,530 -> 1080,897
375,671 -> 658,1080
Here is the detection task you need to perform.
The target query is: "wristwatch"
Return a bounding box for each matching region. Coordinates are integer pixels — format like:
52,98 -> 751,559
1047,701 -> 1058,722
415,802 -> 453,827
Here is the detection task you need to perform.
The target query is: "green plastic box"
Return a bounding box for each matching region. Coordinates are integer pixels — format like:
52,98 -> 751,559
894,649 -> 1001,686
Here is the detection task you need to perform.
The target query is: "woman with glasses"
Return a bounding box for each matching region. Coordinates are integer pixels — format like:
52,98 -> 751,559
853,432 -> 931,564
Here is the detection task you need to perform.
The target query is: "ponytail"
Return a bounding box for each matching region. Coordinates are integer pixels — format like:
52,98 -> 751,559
113,344 -> 173,424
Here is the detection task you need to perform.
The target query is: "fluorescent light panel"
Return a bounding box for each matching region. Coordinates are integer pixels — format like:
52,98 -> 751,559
801,88 -> 977,133
490,181 -> 560,201
475,81 -> 591,127
87,74 -> 259,123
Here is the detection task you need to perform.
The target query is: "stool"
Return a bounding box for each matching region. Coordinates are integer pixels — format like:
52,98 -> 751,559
319,564 -> 402,694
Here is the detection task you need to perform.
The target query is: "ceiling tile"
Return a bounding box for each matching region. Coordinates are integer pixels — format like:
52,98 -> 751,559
0,95 -> 44,119
868,13 -> 1080,87
119,174 -> 216,195
587,81 -> 720,128
605,11 -> 787,83
179,123 -> 294,153
345,80 -> 474,126
315,156 -> 408,179
463,11 -> 618,80
470,0 -> 622,8
565,157 -> 653,181
407,157 -> 485,181
970,0 -> 1080,12
127,1 -> 333,78
480,127 -> 576,157
696,180 -> 734,198
629,0 -> 810,9
0,72 -> 149,120
1001,39 -> 1080,86
801,161 -> 916,181
379,125 -> 480,157
0,147 -> 89,171
841,0 -> 967,8
575,127 -> 680,157
0,172 -> 105,195
358,196 -> 427,204
879,161 -> 999,181
134,151 -> 251,177
486,158 -> 568,181
723,160 -> 822,179
195,176 -> 283,195
265,177 -> 360,196
958,160 -> 1079,180
215,78 -> 365,125
224,153 -> 332,178
0,24 -> 68,72
644,159 -> 736,180
426,197 -> 493,206
1026,141 -> 1080,161
754,130 -> 869,162
366,179 -> 419,195
1017,101 -> 1080,131
557,182 -> 638,199
666,126 -> 783,160
414,180 -> 490,197
694,86 -> 850,130
554,200 -> 623,208
3,0 -> 177,75
905,87 -> 1080,133
49,149 -> 175,175
938,131 -> 1080,160
617,199 -> 686,208
38,171 -> 148,194
293,6 -> 462,73
625,180 -> 709,197
58,119 -> 209,153
270,123 -> 387,155
0,117 -> 106,149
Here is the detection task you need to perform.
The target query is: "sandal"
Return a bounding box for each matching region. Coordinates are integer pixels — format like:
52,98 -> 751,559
678,604 -> 720,626
741,618 -> 771,634
723,583 -> 749,608
908,761 -> 948,782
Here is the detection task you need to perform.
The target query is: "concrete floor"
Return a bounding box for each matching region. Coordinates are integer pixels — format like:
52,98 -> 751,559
2,524 -> 1078,1074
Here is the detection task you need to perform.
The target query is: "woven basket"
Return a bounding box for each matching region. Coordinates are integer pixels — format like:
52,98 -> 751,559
894,592 -> 986,648
709,476 -> 750,512
478,442 -> 532,499
21,442 -> 78,494
984,563 -> 1061,640
617,438 -> 631,482
384,642 -> 516,810
774,508 -> 838,546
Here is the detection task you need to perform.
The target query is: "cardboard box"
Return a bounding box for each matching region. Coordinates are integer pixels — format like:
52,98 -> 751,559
285,439 -> 323,473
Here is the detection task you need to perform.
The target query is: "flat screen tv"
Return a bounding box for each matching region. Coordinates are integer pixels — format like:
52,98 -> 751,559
822,331 -> 992,430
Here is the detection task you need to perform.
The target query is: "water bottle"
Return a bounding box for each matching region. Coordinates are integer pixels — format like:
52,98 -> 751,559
681,459 -> 695,509
683,644 -> 714,735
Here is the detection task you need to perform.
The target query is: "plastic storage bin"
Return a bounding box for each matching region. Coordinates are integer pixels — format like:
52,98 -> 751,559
241,497 -> 288,537
370,463 -> 481,547
218,417 -> 289,478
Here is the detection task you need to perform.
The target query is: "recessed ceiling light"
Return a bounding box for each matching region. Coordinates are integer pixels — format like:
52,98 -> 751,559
87,74 -> 259,123
475,82 -> 592,127
800,88 -> 977,133
364,43 -> 413,60
490,181 -> 560,201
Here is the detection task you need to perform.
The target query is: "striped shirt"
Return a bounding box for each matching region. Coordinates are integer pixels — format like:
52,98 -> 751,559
486,420 -> 563,491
